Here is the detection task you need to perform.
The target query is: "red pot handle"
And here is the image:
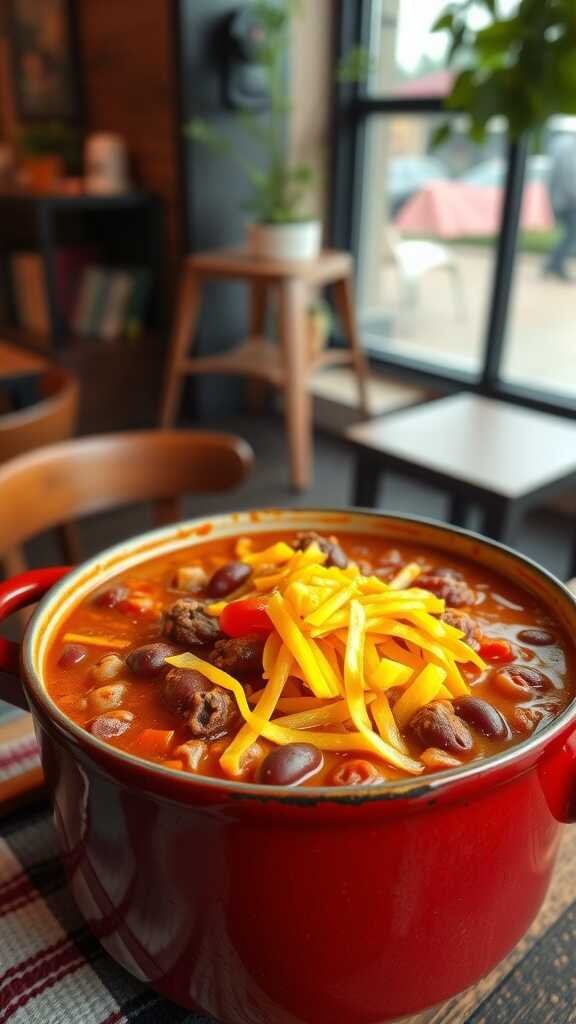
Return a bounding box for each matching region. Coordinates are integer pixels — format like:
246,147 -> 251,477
0,567 -> 72,710
539,731 -> 576,824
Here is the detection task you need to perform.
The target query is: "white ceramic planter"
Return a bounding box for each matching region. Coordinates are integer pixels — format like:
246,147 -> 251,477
248,220 -> 322,261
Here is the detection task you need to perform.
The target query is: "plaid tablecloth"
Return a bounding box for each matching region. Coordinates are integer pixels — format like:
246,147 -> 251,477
2,711 -> 576,1024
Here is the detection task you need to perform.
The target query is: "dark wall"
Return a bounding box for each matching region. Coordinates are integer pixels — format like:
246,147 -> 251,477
179,0 -> 265,416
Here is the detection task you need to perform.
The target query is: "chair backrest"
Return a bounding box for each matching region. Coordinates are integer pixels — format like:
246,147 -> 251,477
0,368 -> 79,464
0,430 -> 253,554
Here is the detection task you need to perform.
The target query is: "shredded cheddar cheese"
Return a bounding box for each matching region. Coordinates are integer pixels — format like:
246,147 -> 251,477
166,534 -> 485,780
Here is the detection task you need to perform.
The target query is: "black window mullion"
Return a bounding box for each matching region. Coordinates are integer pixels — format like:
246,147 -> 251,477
480,137 -> 529,391
355,97 -> 444,115
329,0 -> 372,252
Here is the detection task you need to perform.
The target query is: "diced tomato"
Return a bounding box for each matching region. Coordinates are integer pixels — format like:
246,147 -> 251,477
220,596 -> 273,637
478,638 -> 515,664
131,728 -> 175,758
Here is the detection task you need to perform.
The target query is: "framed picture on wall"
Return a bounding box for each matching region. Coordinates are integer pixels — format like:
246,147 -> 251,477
7,0 -> 80,120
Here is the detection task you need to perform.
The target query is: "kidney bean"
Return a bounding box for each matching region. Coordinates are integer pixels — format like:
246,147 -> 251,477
410,701 -> 473,754
58,644 -> 87,668
295,532 -> 348,569
91,653 -> 124,683
492,670 -> 532,699
492,665 -> 551,700
90,710 -> 133,740
512,666 -> 551,689
331,758 -> 384,786
517,628 -> 555,646
87,683 -> 126,714
258,743 -> 323,786
92,585 -> 129,609
163,668 -> 211,717
452,696 -> 509,739
207,561 -> 252,598
126,642 -> 181,677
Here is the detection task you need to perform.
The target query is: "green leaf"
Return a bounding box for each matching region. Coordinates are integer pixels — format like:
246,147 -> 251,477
447,23 -> 466,61
430,121 -> 452,149
183,118 -> 232,157
432,11 -> 455,32
337,46 -> 373,84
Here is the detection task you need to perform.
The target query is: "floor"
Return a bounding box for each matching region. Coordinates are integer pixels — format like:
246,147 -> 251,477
17,411 -> 574,584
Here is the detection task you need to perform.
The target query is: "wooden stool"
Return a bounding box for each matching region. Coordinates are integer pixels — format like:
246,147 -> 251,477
159,248 -> 370,490
347,393 -> 576,576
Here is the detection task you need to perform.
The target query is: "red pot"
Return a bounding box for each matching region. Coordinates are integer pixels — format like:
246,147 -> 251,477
1,510 -> 576,1024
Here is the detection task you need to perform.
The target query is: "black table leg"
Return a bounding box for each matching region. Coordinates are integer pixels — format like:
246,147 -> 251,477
448,493 -> 470,529
481,499 -> 521,545
568,538 -> 576,582
352,453 -> 381,508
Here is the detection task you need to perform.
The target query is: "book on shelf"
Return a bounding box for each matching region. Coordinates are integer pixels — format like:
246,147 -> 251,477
8,254 -> 154,342
11,252 -> 50,339
100,270 -> 134,341
71,265 -> 152,341
71,266 -> 108,336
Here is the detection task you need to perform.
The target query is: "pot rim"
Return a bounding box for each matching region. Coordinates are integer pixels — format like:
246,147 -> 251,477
22,507 -> 576,805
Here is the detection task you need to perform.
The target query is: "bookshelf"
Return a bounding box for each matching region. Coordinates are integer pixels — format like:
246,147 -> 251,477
0,191 -> 165,350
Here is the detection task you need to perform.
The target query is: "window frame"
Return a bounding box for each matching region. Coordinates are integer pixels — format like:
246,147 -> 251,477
329,0 -> 576,420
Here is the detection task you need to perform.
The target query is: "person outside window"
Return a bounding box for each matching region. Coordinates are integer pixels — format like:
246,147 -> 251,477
544,132 -> 576,282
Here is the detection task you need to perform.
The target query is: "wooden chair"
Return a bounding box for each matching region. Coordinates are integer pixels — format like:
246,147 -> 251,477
0,368 -> 79,464
0,430 -> 254,576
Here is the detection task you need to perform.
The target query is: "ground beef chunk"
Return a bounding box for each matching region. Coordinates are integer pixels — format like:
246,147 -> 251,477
188,687 -> 237,738
441,609 -> 482,650
163,598 -> 222,647
210,634 -> 265,676
295,531 -> 348,569
418,573 -> 475,608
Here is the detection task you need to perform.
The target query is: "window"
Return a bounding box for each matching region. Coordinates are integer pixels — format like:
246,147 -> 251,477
367,0 -> 453,98
502,121 -> 576,402
358,116 -> 503,376
332,0 -> 576,418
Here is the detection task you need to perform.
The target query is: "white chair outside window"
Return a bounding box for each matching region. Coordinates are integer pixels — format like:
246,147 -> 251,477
384,228 -> 467,321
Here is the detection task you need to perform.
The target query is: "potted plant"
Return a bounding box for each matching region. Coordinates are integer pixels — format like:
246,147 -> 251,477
432,0 -> 576,145
186,0 -> 367,262
18,121 -> 81,193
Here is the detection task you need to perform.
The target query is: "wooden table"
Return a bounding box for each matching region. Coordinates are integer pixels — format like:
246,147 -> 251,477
159,248 -> 369,491
348,393 -> 576,575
